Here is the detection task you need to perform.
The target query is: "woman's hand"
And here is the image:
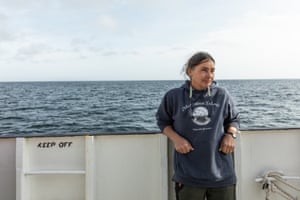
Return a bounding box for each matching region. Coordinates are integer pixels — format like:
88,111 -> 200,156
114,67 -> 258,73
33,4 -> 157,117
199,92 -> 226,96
163,126 -> 194,154
219,134 -> 235,154
173,136 -> 194,154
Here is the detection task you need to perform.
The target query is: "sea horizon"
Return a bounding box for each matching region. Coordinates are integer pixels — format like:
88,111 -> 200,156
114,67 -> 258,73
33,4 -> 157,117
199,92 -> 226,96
1,79 -> 300,135
1,77 -> 300,83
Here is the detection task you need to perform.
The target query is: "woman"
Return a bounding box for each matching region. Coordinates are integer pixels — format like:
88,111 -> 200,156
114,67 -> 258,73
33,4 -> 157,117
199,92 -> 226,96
156,51 -> 240,200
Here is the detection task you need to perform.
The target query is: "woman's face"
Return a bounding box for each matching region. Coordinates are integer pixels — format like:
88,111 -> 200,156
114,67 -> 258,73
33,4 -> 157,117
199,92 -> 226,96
188,59 -> 215,90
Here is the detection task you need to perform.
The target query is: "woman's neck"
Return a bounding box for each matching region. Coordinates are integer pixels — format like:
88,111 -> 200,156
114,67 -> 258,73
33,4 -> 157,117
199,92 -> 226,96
190,82 -> 207,91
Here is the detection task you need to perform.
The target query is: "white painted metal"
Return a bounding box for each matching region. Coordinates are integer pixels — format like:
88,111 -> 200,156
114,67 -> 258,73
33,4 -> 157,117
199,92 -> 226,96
13,134 -> 168,200
0,130 -> 299,200
16,136 -> 86,200
0,138 -> 16,200
93,134 -> 168,200
236,129 -> 300,200
85,135 -> 95,200
255,175 -> 300,182
16,138 -> 27,200
24,170 -> 86,175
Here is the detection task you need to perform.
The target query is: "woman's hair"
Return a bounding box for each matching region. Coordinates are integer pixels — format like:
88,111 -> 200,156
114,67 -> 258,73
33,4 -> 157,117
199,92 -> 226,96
182,51 -> 215,79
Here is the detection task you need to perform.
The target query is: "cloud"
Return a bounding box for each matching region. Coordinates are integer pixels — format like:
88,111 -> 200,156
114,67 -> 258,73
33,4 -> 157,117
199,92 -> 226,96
0,13 -> 15,42
206,12 -> 300,55
0,0 -> 139,12
1,0 -> 300,81
14,42 -> 54,61
0,29 -> 14,42
101,50 -> 139,56
196,11 -> 300,78
98,15 -> 119,32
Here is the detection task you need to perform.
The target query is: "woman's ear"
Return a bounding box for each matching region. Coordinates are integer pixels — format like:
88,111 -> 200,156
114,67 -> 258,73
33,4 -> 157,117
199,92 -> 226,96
187,68 -> 193,79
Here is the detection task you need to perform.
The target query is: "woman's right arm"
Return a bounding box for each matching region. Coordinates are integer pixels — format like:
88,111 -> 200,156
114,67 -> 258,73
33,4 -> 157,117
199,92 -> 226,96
163,125 -> 194,154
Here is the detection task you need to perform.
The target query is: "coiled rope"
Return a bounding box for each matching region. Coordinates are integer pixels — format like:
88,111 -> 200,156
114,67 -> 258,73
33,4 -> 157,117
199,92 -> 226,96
258,171 -> 300,200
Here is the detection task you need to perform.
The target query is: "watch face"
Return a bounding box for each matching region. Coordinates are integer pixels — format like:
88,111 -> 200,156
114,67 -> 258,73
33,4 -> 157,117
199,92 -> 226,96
228,132 -> 237,138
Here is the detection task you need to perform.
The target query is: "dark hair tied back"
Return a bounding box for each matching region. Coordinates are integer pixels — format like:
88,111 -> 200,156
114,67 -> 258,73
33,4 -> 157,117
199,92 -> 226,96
183,51 -> 215,78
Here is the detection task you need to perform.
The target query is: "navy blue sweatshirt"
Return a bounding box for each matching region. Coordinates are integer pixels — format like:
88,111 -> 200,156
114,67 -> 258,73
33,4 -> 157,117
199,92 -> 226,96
156,80 -> 240,187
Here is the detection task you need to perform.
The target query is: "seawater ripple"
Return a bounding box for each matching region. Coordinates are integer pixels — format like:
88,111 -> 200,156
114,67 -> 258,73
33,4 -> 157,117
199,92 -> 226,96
0,80 -> 300,135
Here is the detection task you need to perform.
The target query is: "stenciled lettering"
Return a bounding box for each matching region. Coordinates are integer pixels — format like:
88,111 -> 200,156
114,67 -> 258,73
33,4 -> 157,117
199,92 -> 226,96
37,141 -> 73,148
59,142 -> 73,148
37,142 -> 56,148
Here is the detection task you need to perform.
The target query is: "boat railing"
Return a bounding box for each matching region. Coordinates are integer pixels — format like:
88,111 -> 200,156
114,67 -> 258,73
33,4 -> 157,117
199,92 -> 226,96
1,128 -> 300,200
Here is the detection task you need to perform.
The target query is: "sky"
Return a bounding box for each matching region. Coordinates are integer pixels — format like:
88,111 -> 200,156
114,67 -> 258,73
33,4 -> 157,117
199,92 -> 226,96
1,0 -> 300,81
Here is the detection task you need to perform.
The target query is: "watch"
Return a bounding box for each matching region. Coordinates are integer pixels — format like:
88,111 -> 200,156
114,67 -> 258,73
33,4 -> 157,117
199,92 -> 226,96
226,131 -> 238,139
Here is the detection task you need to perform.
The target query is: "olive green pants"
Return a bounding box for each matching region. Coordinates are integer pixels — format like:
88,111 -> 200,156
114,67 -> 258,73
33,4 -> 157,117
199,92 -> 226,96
175,183 -> 236,200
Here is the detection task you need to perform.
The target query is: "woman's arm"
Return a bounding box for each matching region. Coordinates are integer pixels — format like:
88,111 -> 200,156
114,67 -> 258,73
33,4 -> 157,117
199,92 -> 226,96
163,125 -> 194,154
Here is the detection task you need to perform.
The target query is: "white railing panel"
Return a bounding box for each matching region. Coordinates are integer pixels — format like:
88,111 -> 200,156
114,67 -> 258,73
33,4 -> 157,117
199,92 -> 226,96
16,136 -> 86,200
237,129 -> 300,200
94,134 -> 168,200
0,138 -> 16,200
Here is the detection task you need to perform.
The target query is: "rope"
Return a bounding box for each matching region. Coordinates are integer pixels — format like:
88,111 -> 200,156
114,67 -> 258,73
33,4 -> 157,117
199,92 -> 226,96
260,171 -> 300,200
272,181 -> 297,200
268,172 -> 300,192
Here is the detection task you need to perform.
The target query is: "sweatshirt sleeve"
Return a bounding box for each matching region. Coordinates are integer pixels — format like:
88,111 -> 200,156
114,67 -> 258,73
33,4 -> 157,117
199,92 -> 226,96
223,92 -> 240,131
156,92 -> 174,132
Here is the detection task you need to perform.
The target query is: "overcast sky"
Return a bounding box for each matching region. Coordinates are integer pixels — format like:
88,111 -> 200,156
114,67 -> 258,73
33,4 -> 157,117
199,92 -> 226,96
1,0 -> 300,81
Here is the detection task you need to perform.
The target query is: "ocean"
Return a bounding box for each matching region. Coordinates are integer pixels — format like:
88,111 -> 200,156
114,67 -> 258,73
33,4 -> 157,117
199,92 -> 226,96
0,79 -> 300,136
